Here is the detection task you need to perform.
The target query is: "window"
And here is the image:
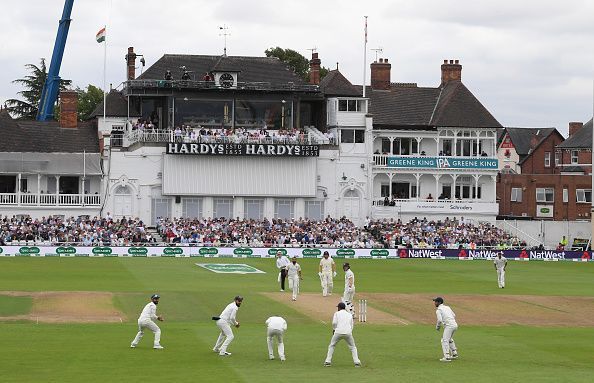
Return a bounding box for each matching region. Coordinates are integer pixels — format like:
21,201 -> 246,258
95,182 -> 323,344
305,201 -> 324,220
511,188 -> 522,202
20,178 -> 28,193
214,198 -> 233,218
338,99 -> 365,112
244,199 -> 264,220
571,150 -> 579,164
340,129 -> 364,143
554,152 -> 560,167
182,198 -> 202,219
381,138 -> 391,154
576,189 -> 592,203
563,188 -> 568,203
536,188 -> 554,203
411,185 -> 418,199
380,184 -> 389,197
274,199 -> 294,219
544,152 -> 551,167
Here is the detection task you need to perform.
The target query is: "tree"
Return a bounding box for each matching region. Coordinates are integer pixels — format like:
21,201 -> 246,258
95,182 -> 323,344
265,47 -> 329,82
77,85 -> 104,121
5,58 -> 71,119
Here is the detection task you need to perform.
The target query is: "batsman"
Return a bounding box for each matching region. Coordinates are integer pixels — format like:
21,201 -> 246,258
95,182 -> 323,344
318,251 -> 337,297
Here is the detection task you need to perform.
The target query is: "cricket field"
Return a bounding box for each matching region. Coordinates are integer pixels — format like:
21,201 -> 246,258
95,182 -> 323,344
1,257 -> 593,382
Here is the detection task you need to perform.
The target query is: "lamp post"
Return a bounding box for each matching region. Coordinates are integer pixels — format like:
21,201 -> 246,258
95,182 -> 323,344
281,100 -> 286,129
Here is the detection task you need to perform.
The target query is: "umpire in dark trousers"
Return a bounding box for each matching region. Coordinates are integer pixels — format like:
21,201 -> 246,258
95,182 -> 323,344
276,251 -> 290,291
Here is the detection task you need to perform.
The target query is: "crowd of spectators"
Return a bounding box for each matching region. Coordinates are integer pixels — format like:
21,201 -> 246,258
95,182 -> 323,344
366,217 -> 525,249
1,214 -> 529,250
0,215 -> 155,246
157,217 -> 376,248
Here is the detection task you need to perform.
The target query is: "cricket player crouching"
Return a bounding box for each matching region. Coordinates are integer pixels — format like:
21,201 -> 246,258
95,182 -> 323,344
341,263 -> 356,317
324,302 -> 361,367
319,251 -> 337,297
265,316 -> 287,361
433,297 -> 459,362
130,294 -> 164,349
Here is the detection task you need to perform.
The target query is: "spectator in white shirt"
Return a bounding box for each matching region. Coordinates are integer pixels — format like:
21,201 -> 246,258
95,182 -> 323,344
130,294 -> 164,349
212,296 -> 243,356
324,302 -> 361,367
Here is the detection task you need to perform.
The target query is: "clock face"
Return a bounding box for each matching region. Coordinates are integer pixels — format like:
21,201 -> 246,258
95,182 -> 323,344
219,73 -> 234,88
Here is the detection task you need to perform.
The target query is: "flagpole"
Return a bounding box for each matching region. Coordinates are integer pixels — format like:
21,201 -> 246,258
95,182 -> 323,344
103,24 -> 107,123
363,16 -> 368,98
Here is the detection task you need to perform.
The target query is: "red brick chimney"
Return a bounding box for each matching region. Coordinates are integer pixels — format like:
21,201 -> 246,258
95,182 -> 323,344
441,59 -> 462,84
309,52 -> 321,85
370,58 -> 391,90
568,122 -> 584,137
59,90 -> 78,129
126,47 -> 137,80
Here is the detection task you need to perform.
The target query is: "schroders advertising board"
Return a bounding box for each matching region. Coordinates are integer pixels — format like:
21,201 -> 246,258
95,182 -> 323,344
0,246 -> 590,261
166,143 -> 320,157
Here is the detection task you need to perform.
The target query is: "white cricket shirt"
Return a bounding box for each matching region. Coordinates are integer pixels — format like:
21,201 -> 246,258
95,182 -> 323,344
138,302 -> 158,321
266,316 -> 287,331
344,269 -> 355,289
494,256 -> 507,269
332,310 -> 354,334
287,262 -> 301,278
219,302 -> 240,325
436,304 -> 457,327
276,256 -> 290,270
320,257 -> 335,273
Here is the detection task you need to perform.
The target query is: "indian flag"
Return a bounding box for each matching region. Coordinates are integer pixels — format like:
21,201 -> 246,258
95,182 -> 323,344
96,27 -> 106,43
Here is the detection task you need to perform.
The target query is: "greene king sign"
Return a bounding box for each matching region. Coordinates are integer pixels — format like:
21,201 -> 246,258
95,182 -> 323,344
167,143 -> 319,157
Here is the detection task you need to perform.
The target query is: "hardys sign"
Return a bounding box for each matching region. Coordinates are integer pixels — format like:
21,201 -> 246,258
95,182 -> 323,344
166,143 -> 319,157
387,156 -> 498,170
0,246 -> 590,261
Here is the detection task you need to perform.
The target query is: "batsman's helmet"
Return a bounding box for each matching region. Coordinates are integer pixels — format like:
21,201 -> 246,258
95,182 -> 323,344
151,294 -> 160,300
337,302 -> 346,310
432,297 -> 444,304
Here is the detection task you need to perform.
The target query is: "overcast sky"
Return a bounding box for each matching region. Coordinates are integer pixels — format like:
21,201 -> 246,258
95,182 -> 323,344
1,0 -> 593,134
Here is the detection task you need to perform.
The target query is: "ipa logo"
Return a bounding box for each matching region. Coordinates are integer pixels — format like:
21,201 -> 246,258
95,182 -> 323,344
92,247 -> 113,255
370,249 -> 389,257
302,248 -> 321,258
233,248 -> 254,256
128,247 -> 148,256
199,247 -> 219,256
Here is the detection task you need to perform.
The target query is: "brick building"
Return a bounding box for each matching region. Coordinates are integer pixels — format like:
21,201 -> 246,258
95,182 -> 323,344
497,120 -> 593,220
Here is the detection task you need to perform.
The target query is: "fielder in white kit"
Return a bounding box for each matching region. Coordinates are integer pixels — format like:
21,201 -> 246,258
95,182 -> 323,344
494,253 -> 507,288
130,294 -> 164,349
433,297 -> 459,362
319,251 -> 336,297
213,295 -> 243,356
342,263 -> 356,317
265,316 -> 287,361
324,302 -> 361,367
286,257 -> 302,301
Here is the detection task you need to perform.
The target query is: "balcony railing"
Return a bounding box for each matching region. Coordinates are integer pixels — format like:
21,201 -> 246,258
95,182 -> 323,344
0,193 -> 100,207
123,79 -> 320,95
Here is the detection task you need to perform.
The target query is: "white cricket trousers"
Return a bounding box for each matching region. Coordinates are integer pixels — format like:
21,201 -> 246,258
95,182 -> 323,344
266,328 -> 285,360
325,333 -> 360,364
289,276 -> 300,300
342,287 -> 356,315
497,268 -> 505,288
213,320 -> 234,354
321,272 -> 333,296
131,319 -> 161,347
441,325 -> 458,358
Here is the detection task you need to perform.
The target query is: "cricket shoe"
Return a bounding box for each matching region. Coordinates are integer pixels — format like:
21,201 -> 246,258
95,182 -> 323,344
153,345 -> 164,350
213,348 -> 219,353
280,358 -> 286,362
269,356 -> 275,360
354,363 -> 361,368
130,344 -> 136,348
323,362 -> 331,367
219,351 -> 232,356
439,357 -> 451,362
451,354 -> 459,359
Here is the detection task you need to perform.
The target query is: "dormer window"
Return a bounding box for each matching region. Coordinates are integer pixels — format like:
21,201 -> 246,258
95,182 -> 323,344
338,99 -> 366,112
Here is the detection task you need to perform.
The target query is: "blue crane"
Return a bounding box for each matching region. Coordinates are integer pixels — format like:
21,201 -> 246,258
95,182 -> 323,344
37,0 -> 75,121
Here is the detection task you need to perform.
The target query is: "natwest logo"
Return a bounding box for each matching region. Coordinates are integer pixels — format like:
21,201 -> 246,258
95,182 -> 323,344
408,249 -> 442,258
529,251 -> 565,260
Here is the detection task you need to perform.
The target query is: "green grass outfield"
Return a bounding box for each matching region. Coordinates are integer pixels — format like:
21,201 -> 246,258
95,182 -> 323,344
1,257 -> 593,382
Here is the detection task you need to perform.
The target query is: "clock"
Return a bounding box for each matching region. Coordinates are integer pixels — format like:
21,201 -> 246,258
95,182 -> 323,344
219,73 -> 234,88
